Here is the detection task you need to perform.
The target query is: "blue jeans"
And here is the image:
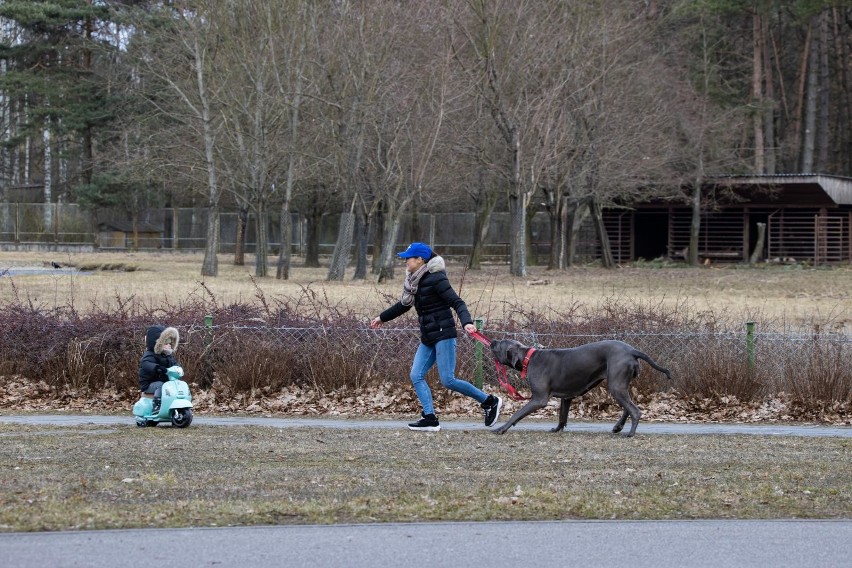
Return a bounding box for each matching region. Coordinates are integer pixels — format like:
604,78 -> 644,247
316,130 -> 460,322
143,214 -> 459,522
410,338 -> 488,416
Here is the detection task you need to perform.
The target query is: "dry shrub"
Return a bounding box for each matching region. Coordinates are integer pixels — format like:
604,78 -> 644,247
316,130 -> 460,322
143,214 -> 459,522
676,349 -> 763,401
781,339 -> 852,403
1,281 -> 851,411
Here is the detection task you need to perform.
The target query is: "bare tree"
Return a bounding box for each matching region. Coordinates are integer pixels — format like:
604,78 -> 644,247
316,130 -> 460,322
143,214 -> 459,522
214,0 -> 308,278
133,2 -> 225,276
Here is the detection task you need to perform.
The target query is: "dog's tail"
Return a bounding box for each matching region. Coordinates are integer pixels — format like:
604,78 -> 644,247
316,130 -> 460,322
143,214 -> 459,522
633,350 -> 672,381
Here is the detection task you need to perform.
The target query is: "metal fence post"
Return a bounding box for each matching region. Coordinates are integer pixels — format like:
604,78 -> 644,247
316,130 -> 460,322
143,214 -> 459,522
204,314 -> 213,347
474,318 -> 484,389
746,321 -> 755,372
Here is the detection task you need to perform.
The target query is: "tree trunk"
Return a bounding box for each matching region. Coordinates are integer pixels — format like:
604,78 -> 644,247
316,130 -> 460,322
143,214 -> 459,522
816,10 -> 829,172
567,199 -> 590,267
352,202 -> 368,280
234,203 -> 248,266
590,197 -> 614,268
276,199 -> 292,280
304,211 -> 321,268
371,202 -> 385,275
468,193 -> 496,270
547,191 -> 561,270
507,124 -> 528,277
201,209 -> 220,276
752,11 -> 765,174
831,7 -> 850,172
42,125 -> 52,229
749,222 -> 766,263
688,178 -> 702,266
254,205 -> 268,277
760,14 -> 776,175
377,216 -> 403,283
196,31 -> 220,278
131,210 -> 139,252
508,193 -> 527,276
525,204 -> 537,265
327,207 -> 355,281
557,195 -> 573,269
801,14 -> 819,173
790,20 -> 812,170
0,59 -> 8,189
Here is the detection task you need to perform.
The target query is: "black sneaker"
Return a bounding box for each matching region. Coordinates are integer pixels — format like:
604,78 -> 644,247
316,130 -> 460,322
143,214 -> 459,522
151,398 -> 161,416
408,412 -> 440,432
481,395 -> 503,427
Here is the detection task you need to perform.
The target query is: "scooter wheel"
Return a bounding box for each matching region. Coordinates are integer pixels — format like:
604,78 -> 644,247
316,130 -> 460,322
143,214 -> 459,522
135,417 -> 147,428
170,408 -> 193,428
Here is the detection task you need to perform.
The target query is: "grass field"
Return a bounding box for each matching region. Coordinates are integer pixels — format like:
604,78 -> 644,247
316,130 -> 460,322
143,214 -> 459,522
2,250 -> 852,330
0,423 -> 849,531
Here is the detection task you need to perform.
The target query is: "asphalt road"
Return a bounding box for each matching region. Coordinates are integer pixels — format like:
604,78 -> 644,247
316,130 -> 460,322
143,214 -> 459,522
2,414 -> 849,567
0,413 -> 850,437
1,520 -> 850,568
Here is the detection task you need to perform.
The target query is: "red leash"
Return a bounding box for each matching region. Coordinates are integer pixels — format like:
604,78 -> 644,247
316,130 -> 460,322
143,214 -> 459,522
469,330 -> 531,401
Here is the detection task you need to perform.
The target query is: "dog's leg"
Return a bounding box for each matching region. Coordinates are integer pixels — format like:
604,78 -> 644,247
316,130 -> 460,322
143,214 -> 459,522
608,377 -> 642,437
491,396 -> 549,435
612,409 -> 629,434
550,397 -> 572,433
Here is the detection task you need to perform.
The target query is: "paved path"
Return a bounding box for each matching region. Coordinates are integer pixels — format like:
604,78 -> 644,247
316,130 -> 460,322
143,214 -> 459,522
0,413 -> 850,437
1,520 -> 850,568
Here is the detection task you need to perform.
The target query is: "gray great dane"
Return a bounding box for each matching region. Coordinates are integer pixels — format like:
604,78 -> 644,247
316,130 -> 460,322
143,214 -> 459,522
490,339 -> 672,436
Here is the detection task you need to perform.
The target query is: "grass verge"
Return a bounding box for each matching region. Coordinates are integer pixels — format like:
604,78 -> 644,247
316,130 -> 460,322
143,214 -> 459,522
1,423 -> 849,531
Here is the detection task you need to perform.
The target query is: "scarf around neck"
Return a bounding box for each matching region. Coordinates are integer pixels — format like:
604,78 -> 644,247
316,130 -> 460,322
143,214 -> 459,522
401,263 -> 428,306
400,256 -> 444,306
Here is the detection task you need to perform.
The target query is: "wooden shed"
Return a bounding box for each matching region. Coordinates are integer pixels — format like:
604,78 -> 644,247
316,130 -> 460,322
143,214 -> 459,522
96,220 -> 163,249
602,174 -> 852,264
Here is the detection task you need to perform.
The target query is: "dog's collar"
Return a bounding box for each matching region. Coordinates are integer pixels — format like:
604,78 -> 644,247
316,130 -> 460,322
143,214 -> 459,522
520,347 -> 536,379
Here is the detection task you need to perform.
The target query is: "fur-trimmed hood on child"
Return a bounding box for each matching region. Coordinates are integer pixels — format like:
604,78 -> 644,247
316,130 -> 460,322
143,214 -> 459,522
145,325 -> 180,354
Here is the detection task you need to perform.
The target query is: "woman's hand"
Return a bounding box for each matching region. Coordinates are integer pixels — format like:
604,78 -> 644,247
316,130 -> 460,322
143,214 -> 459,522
370,316 -> 383,329
464,323 -> 477,334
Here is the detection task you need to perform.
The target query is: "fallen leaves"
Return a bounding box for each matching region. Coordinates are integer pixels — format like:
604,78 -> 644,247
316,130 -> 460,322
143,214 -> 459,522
0,374 -> 849,425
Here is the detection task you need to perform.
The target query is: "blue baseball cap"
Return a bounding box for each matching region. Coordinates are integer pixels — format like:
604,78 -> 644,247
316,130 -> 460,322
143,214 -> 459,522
397,242 -> 433,259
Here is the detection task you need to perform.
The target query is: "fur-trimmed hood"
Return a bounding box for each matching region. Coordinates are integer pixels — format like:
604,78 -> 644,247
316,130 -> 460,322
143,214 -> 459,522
145,325 -> 180,354
426,255 -> 445,273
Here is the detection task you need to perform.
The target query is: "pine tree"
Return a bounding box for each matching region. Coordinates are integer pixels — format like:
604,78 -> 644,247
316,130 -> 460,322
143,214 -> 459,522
0,0 -> 115,196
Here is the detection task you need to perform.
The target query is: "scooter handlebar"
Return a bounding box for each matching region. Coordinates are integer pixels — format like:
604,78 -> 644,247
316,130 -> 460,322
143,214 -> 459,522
166,365 -> 184,380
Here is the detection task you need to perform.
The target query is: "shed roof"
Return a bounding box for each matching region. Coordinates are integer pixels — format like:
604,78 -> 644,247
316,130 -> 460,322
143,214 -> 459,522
97,220 -> 162,233
709,174 -> 852,206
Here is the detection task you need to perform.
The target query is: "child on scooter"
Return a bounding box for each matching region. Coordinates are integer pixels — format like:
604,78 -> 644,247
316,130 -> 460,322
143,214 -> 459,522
138,325 -> 180,415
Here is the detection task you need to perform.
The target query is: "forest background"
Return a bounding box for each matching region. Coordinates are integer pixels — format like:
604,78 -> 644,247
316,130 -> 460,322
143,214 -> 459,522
1,0 -> 851,281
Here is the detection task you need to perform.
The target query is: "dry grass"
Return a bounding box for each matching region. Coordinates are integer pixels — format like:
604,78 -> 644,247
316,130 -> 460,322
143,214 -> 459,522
0,423 -> 849,532
2,250 -> 851,330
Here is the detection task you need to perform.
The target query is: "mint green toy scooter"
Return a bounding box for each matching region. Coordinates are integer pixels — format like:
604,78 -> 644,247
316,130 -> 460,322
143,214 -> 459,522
133,365 -> 193,428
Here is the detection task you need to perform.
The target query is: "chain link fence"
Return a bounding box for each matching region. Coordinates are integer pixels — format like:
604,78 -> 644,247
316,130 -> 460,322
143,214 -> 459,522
191,321 -> 852,402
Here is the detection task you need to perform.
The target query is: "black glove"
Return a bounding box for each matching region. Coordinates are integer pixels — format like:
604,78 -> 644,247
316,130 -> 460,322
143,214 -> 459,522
156,365 -> 168,378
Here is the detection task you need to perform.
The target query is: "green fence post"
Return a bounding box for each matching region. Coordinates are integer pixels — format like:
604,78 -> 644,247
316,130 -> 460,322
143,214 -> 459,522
474,318 -> 484,389
204,314 -> 213,346
746,321 -> 755,373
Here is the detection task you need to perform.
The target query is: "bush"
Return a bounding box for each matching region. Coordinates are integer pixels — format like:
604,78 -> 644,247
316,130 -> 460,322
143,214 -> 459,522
0,284 -> 850,407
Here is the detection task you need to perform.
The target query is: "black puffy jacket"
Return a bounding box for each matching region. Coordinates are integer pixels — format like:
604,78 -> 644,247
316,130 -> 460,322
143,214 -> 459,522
379,256 -> 473,346
138,325 -> 179,391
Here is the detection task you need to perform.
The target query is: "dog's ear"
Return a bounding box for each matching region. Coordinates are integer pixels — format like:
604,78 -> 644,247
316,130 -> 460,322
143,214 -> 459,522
507,343 -> 525,369
491,341 -> 507,364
